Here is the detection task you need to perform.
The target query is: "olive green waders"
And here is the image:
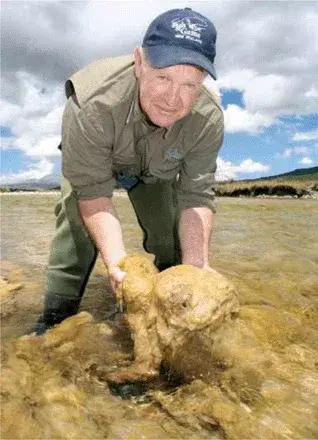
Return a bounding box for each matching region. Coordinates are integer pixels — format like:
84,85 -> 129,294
33,176 -> 181,334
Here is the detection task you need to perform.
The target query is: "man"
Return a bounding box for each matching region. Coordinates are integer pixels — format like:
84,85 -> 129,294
33,7 -> 224,335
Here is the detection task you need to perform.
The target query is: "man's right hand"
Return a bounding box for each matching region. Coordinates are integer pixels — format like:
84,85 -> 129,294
78,195 -> 127,288
108,265 -> 126,292
108,265 -> 127,312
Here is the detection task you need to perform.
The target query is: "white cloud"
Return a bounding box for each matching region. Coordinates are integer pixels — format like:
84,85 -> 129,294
0,71 -> 64,158
223,104 -> 273,133
292,130 -> 318,141
305,87 -> 318,98
1,1 -> 317,174
216,157 -> 270,181
299,157 -> 313,165
243,75 -> 295,114
280,148 -> 293,158
1,137 -> 16,150
235,159 -> 270,173
294,146 -> 311,155
203,76 -> 221,101
220,71 -> 318,133
218,69 -> 257,92
277,146 -> 310,158
0,99 -> 22,127
0,158 -> 54,184
215,2 -> 318,132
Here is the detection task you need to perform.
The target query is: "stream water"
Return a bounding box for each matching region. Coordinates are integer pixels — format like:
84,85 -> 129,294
1,193 -> 317,439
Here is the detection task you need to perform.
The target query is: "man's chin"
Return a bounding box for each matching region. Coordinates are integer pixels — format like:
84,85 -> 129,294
149,113 -> 180,128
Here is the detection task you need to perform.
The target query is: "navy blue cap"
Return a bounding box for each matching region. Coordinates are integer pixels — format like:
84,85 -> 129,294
142,8 -> 217,79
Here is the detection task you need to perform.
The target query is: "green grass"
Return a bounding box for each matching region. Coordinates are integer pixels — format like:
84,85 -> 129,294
215,178 -> 317,197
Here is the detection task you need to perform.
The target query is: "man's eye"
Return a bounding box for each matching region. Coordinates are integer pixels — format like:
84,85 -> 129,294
184,83 -> 196,89
157,75 -> 168,81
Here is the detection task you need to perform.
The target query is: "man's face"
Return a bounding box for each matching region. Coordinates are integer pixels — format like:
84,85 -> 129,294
134,48 -> 206,127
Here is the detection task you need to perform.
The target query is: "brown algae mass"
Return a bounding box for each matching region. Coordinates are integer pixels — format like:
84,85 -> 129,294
106,254 -> 239,383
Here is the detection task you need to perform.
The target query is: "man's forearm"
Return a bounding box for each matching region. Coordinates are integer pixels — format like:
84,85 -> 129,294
179,207 -> 213,268
78,197 -> 127,268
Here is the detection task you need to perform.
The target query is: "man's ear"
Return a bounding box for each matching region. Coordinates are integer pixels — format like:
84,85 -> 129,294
133,47 -> 142,79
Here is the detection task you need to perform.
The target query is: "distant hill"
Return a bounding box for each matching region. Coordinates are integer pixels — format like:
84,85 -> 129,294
1,175 -> 60,191
247,166 -> 318,182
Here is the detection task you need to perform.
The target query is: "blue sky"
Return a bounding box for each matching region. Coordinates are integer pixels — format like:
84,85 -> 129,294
1,1 -> 317,184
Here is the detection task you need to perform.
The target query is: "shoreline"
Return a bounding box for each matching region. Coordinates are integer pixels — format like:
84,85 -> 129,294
1,190 -> 317,199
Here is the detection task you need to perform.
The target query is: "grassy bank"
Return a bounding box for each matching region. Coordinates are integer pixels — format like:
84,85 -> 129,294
1,177 -> 318,198
215,178 -> 318,198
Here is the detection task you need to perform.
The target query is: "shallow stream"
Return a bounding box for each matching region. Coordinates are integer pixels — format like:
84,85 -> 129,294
1,193 -> 317,439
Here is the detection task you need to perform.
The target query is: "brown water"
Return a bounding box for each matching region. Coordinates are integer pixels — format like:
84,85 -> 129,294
1,193 -> 318,439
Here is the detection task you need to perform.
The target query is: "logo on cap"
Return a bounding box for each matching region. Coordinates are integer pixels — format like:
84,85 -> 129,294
171,17 -> 208,44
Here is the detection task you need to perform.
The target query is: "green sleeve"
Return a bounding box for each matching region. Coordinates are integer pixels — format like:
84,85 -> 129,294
61,97 -> 116,199
176,112 -> 224,213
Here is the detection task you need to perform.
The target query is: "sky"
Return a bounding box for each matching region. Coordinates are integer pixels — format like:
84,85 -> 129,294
1,0 -> 318,183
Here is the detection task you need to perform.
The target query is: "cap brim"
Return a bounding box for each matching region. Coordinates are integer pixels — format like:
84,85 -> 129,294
144,45 -> 217,80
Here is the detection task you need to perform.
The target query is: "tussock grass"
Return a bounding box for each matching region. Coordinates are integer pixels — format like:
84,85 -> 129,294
215,178 -> 318,198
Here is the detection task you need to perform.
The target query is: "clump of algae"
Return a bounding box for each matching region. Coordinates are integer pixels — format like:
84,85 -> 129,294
1,313 -> 119,439
150,302 -> 318,439
106,254 -> 239,383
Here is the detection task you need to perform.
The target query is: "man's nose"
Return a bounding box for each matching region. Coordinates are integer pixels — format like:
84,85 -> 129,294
163,83 -> 180,107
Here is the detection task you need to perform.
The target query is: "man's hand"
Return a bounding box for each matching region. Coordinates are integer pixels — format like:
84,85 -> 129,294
108,265 -> 126,312
202,264 -> 218,275
108,265 -> 126,292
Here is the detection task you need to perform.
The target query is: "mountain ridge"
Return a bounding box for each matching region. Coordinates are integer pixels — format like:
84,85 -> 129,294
240,166 -> 318,182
